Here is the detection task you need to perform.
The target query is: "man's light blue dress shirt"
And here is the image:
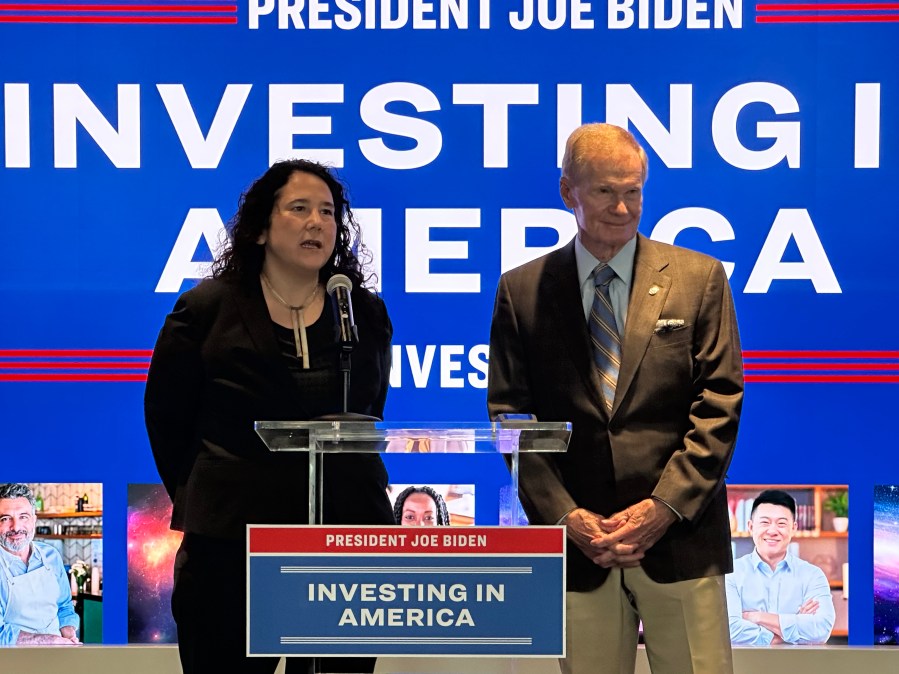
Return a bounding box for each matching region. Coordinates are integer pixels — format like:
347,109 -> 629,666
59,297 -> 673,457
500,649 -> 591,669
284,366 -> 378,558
726,548 -> 836,645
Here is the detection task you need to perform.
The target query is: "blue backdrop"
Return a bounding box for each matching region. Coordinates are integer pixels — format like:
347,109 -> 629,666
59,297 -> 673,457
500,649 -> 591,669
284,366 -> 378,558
1,0 -> 897,644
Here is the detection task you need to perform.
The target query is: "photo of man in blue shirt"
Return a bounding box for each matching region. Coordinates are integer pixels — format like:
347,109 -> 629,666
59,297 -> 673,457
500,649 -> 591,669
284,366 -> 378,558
726,489 -> 835,645
0,483 -> 80,646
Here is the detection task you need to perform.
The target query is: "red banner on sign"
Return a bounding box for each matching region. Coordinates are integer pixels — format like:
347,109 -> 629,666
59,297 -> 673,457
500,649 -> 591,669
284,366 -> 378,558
248,525 -> 564,555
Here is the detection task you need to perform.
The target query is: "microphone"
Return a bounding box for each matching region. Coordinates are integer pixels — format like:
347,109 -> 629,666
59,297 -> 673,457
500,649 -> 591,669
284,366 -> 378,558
326,274 -> 358,347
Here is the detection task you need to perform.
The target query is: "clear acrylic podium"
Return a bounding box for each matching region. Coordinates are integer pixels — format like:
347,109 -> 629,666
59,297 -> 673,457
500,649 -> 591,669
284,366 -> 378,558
253,420 -> 571,673
255,419 -> 572,525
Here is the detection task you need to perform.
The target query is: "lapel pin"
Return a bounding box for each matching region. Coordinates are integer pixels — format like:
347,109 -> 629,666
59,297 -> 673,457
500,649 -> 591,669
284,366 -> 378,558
648,285 -> 660,296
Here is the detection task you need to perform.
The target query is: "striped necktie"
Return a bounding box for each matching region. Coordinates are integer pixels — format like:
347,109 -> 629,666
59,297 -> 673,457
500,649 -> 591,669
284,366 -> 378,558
589,263 -> 621,411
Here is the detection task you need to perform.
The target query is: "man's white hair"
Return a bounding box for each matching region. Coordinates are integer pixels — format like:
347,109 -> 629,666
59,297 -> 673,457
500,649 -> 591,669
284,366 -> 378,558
561,123 -> 649,183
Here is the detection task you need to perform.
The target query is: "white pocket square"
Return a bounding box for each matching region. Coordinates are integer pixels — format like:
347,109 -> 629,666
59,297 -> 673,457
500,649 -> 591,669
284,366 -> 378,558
654,319 -> 686,334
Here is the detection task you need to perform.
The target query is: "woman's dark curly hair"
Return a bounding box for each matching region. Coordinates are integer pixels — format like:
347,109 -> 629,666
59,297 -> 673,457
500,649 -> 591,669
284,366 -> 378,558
211,159 -> 372,289
392,486 -> 451,526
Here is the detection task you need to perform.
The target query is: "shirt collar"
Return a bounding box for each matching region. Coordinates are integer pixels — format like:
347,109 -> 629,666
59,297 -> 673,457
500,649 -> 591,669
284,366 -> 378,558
575,234 -> 637,288
751,547 -> 795,572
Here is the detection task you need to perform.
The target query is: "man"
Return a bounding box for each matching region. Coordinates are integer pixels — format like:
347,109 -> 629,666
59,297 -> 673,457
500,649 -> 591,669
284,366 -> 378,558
488,123 -> 743,673
726,489 -> 835,645
0,483 -> 80,646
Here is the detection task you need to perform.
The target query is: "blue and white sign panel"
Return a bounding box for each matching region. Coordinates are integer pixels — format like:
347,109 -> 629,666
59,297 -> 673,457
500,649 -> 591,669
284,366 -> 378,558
247,525 -> 565,656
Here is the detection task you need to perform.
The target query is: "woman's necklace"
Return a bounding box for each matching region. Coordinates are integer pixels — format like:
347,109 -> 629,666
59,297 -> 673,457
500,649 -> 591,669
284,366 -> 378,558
261,272 -> 320,369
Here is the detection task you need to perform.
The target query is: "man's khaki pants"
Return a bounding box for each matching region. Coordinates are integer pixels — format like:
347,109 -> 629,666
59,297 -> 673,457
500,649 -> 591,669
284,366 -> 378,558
563,567 -> 733,674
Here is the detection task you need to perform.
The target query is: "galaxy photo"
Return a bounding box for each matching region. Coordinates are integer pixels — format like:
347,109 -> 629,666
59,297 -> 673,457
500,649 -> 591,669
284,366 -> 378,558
874,485 -> 899,645
127,484 -> 182,644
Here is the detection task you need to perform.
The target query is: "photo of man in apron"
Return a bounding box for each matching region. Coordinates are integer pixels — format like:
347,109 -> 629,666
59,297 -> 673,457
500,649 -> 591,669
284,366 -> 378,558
0,483 -> 79,646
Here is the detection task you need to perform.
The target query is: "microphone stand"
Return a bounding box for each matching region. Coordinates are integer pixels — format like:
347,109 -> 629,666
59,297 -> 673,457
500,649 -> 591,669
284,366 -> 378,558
334,292 -> 358,413
339,342 -> 352,414
327,274 -> 359,414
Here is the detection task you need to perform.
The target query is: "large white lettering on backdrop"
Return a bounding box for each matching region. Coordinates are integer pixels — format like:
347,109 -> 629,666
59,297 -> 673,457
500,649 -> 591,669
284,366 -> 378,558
2,81 -> 882,170
3,80 -> 858,295
156,205 -> 839,295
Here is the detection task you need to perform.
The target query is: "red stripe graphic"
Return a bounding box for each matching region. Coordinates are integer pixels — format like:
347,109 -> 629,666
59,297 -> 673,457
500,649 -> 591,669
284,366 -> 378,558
0,361 -> 150,369
755,0 -> 899,22
0,373 -> 148,382
1,350 -> 897,384
0,349 -> 153,382
0,3 -> 236,9
0,14 -> 236,21
758,13 -> 899,20
756,0 -> 899,21
745,362 -> 899,371
0,0 -> 237,23
743,350 -> 899,383
744,350 -> 899,358
746,375 -> 899,383
0,349 -> 153,357
758,2 -> 899,8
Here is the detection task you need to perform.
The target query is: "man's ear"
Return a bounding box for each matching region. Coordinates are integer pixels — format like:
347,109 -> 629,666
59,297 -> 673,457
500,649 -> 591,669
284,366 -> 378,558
256,231 -> 267,245
560,176 -> 575,209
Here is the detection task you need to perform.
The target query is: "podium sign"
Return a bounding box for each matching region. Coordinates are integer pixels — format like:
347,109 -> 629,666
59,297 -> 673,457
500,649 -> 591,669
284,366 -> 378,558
247,525 -> 565,657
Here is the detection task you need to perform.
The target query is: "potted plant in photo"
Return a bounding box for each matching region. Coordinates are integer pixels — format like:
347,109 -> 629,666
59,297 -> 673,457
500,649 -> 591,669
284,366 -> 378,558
823,490 -> 849,533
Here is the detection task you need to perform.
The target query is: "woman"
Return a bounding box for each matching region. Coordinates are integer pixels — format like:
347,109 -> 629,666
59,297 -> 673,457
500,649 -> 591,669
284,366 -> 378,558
393,486 -> 451,526
145,159 -> 395,674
